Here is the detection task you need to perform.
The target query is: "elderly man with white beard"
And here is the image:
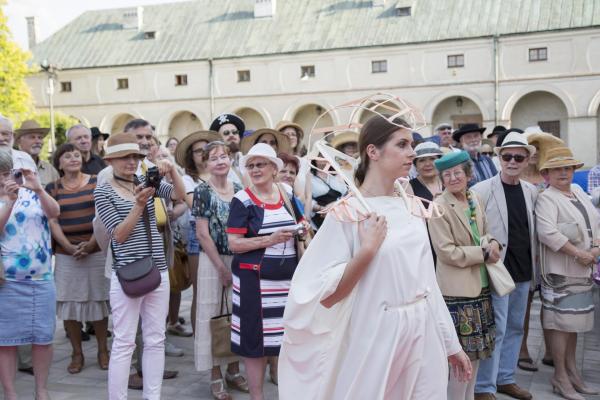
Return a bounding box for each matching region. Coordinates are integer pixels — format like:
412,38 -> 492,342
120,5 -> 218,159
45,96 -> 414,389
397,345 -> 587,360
452,124 -> 497,186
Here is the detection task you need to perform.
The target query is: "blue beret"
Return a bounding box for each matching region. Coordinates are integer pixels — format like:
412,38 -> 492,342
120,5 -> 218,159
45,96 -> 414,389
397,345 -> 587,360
434,150 -> 470,172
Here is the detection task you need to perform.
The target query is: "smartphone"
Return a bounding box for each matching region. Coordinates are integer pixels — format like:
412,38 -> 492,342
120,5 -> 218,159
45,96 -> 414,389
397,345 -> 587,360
11,169 -> 23,185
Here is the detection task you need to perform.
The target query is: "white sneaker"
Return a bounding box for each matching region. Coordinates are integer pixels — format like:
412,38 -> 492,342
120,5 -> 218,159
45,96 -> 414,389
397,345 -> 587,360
167,322 -> 193,337
165,341 -> 184,357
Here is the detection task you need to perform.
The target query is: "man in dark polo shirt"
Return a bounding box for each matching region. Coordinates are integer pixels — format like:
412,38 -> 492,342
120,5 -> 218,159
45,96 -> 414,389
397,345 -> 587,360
67,124 -> 105,174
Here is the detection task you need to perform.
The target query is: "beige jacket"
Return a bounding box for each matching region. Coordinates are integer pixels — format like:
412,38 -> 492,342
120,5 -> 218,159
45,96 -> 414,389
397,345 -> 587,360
428,190 -> 494,298
535,185 -> 599,278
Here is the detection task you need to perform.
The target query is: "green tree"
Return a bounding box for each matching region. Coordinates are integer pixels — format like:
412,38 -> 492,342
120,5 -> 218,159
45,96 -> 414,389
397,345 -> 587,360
32,111 -> 78,161
0,1 -> 34,123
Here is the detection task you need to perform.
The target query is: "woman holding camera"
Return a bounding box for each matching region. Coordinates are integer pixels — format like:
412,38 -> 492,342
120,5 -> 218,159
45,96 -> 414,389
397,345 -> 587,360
226,143 -> 307,400
94,133 -> 186,400
0,149 -> 60,400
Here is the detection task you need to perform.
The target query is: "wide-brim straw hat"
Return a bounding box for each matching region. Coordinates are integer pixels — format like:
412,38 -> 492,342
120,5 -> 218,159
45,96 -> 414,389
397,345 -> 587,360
526,130 -> 565,170
330,130 -> 359,150
275,120 -> 304,140
493,131 -> 536,156
539,146 -> 584,171
175,130 -> 222,167
14,119 -> 50,140
240,143 -> 284,171
103,132 -> 146,160
240,128 -> 291,155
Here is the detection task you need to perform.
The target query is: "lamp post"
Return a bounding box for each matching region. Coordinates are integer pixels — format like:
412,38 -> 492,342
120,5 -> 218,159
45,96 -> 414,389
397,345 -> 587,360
40,59 -> 58,153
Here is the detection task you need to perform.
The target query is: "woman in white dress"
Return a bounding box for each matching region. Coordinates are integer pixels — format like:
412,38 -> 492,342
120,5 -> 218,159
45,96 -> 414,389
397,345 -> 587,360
279,114 -> 472,400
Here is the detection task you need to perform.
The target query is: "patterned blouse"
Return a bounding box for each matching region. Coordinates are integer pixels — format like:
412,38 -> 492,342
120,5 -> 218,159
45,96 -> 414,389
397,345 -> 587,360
191,181 -> 243,255
0,188 -> 53,281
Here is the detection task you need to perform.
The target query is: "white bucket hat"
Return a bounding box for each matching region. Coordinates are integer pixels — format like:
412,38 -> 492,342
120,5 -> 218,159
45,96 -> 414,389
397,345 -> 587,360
240,143 -> 284,171
494,131 -> 536,156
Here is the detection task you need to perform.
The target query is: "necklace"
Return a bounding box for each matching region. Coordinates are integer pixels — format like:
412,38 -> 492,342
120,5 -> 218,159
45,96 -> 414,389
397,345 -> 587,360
465,190 -> 477,226
360,185 -> 398,198
61,174 -> 86,191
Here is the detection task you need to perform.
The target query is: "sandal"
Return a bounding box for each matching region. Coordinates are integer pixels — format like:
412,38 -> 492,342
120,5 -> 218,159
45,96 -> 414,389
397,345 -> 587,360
210,379 -> 232,400
67,353 -> 84,374
517,357 -> 538,372
542,358 -> 555,367
225,372 -> 249,393
97,351 -> 110,370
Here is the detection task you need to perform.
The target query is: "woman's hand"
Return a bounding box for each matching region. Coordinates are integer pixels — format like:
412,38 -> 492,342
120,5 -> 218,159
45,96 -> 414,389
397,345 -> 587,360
72,241 -> 96,259
21,169 -> 42,193
3,178 -> 19,201
357,213 -> 387,255
269,229 -> 295,246
575,250 -> 595,266
64,243 -> 80,256
487,241 -> 501,264
448,350 -> 473,382
134,184 -> 155,207
218,265 -> 232,287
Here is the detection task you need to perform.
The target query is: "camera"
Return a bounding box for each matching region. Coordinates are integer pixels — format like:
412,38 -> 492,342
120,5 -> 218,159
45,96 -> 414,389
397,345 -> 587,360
145,166 -> 162,190
292,223 -> 306,237
11,169 -> 23,185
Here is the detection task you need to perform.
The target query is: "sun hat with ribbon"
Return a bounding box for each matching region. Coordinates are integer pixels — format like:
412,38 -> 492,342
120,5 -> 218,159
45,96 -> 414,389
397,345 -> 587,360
240,143 -> 284,171
174,130 -> 222,167
240,128 -> 291,155
330,130 -> 359,151
414,141 -> 443,160
103,132 -> 146,160
434,150 -> 471,172
539,146 -> 583,171
14,120 -> 50,140
493,131 -> 536,156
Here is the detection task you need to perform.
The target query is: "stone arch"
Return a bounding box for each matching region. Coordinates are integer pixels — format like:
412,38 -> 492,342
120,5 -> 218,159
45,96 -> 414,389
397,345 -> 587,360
103,113 -> 136,135
509,91 -> 569,138
291,103 -> 335,146
429,95 -> 485,131
233,107 -> 269,131
167,111 -> 204,140
588,89 -> 600,117
425,90 -> 491,125
68,114 -> 91,127
502,86 -> 576,121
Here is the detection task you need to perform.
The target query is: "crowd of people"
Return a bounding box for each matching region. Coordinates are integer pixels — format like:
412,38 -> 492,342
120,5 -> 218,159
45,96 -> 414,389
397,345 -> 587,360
0,108 -> 598,400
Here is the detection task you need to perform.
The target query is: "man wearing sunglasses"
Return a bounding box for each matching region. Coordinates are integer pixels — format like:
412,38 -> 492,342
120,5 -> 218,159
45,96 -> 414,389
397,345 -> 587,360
471,131 -> 538,400
433,122 -> 455,148
210,114 -> 246,185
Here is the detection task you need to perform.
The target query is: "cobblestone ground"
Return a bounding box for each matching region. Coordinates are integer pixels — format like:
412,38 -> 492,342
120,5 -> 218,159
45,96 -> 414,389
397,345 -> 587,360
9,288 -> 600,399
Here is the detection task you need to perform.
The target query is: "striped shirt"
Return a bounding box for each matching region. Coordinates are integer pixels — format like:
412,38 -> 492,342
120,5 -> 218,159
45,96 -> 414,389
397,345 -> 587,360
94,178 -> 173,271
46,175 -> 98,255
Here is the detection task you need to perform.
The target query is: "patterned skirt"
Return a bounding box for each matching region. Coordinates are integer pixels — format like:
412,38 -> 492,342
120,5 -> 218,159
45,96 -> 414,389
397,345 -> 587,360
444,287 -> 496,361
540,273 -> 595,333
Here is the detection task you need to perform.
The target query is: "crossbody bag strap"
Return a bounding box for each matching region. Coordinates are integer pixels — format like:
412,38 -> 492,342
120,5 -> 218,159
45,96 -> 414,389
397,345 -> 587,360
277,183 -> 298,223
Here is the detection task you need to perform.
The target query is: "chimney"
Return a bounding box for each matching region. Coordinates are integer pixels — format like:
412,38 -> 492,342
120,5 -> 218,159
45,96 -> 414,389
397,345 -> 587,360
122,6 -> 144,31
372,0 -> 385,6
254,0 -> 276,18
26,16 -> 37,49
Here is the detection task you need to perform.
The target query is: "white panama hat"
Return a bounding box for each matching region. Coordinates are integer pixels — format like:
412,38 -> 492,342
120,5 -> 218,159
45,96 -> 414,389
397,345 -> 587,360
240,143 -> 284,171
494,131 -> 536,156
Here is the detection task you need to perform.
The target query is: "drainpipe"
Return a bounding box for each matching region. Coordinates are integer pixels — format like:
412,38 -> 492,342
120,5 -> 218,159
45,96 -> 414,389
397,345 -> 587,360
209,58 -> 215,119
493,35 -> 499,126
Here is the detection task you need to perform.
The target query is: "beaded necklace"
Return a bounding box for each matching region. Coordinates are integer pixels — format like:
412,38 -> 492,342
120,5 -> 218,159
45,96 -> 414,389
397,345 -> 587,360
465,190 -> 477,227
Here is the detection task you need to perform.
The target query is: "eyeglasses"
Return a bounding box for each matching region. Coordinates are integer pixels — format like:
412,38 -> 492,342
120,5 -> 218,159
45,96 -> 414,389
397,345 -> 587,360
221,130 -> 239,137
246,162 -> 270,170
441,170 -> 466,180
500,153 -> 527,163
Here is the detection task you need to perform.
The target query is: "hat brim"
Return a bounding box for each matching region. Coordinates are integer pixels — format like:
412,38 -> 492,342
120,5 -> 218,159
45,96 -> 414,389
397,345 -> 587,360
14,128 -> 50,140
103,150 -> 146,160
240,129 -> 291,155
276,122 -> 304,139
493,144 -> 537,156
414,152 -> 443,159
452,127 -> 486,142
240,154 -> 284,172
540,159 -> 584,171
330,131 -> 359,150
175,130 -> 222,167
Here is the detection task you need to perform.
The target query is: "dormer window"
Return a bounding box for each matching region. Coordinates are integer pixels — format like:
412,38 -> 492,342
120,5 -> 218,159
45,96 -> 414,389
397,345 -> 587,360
143,31 -> 156,39
396,6 -> 411,16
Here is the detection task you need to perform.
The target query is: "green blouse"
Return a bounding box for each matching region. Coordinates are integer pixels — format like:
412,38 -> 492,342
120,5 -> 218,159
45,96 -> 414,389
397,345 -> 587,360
464,209 -> 489,288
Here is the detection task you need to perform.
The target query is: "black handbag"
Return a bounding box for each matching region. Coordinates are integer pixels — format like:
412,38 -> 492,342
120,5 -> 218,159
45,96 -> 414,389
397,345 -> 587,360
115,205 -> 161,298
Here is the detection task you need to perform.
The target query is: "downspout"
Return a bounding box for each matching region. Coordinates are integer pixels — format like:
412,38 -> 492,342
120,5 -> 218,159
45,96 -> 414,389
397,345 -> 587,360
209,58 -> 215,119
493,35 -> 499,126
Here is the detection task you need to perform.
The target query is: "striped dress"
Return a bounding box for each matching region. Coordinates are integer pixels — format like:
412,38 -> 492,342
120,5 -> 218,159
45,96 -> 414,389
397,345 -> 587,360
226,185 -> 301,357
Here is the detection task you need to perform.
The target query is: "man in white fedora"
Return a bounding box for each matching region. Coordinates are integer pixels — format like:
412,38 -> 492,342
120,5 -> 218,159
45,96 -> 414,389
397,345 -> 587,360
471,131 -> 538,400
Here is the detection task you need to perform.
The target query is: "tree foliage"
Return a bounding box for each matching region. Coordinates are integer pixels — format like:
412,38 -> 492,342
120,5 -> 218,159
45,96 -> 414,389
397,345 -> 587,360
32,111 -> 79,161
0,1 -> 34,124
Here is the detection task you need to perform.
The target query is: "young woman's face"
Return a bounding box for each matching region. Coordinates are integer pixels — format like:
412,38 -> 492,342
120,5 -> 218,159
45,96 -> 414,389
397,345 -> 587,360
257,133 -> 278,152
281,127 -> 298,150
192,140 -> 208,169
369,129 -> 415,179
278,163 -> 298,187
58,150 -> 83,174
206,146 -> 231,177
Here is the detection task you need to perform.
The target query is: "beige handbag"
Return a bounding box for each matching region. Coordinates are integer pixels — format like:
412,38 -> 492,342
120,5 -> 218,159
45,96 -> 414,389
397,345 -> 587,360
486,260 -> 516,296
210,288 -> 235,358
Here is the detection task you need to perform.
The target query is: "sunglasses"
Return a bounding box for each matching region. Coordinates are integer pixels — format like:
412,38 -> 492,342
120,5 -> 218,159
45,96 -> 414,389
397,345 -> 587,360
482,152 -> 493,156
246,162 -> 270,170
221,130 -> 239,137
500,153 -> 527,163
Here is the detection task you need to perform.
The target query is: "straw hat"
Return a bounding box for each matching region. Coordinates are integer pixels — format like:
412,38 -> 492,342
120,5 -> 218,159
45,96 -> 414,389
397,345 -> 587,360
275,121 -> 304,140
14,120 -> 50,140
330,130 -> 359,151
540,146 -> 583,171
493,131 -> 536,156
526,130 -> 564,169
103,132 -> 145,160
174,130 -> 222,167
240,128 -> 291,155
240,143 -> 284,171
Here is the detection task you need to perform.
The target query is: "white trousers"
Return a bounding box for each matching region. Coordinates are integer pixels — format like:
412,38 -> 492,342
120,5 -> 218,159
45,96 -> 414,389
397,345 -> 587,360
108,271 -> 169,400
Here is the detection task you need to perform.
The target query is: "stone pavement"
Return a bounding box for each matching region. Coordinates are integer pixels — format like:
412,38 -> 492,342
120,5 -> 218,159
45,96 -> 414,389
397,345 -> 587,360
9,288 -> 600,399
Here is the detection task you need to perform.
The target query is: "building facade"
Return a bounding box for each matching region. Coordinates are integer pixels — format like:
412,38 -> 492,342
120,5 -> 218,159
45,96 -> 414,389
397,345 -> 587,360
26,0 -> 600,166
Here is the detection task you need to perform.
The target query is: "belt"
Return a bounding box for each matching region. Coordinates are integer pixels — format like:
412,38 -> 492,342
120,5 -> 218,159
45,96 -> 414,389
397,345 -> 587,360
383,289 -> 430,311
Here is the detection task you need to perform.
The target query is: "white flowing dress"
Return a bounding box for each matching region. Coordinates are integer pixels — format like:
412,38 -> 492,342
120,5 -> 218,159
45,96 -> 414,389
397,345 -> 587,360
279,195 -> 462,400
